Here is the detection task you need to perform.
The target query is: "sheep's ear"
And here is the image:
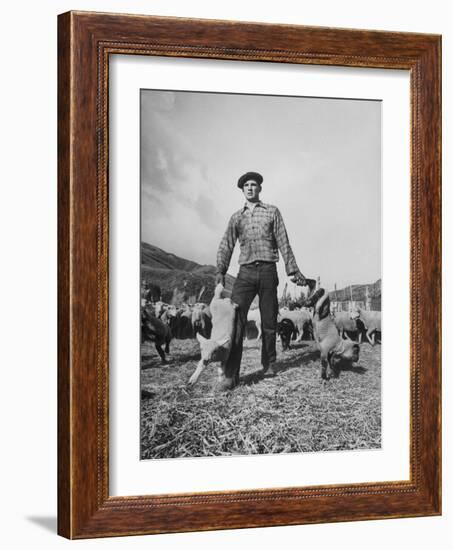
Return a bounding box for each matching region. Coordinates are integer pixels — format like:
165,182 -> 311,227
216,336 -> 230,347
319,297 -> 331,319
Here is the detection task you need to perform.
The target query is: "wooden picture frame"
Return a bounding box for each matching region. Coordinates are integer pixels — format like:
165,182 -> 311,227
58,11 -> 441,539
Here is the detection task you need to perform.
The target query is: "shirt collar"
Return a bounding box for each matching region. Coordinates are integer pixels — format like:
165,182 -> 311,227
242,200 -> 266,212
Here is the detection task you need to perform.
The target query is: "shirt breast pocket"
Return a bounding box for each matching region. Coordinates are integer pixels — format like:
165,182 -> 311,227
260,218 -> 273,238
237,217 -> 247,240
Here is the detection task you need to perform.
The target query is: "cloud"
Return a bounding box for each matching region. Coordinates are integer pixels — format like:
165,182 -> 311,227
141,92 -> 225,236
192,195 -> 222,231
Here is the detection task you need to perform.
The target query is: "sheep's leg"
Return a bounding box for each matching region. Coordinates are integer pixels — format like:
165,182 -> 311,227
256,322 -> 262,340
217,364 -> 224,382
155,343 -> 167,364
366,330 -> 375,346
357,331 -> 362,344
320,356 -> 329,380
188,358 -> 208,386
281,335 -> 289,351
328,352 -> 340,378
326,355 -> 334,380
343,330 -> 352,341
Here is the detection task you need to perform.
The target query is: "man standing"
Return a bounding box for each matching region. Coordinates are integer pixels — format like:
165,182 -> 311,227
216,171 -> 312,390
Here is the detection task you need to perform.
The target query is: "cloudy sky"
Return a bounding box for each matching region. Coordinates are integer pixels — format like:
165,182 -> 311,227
141,90 -> 381,295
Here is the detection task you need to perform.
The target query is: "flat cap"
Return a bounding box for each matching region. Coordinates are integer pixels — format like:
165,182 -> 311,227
237,171 -> 263,189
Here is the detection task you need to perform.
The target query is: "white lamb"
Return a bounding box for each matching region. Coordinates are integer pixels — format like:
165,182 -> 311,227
188,284 -> 238,386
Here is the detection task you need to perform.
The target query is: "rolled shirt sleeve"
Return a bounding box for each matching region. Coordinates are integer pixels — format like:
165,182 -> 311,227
273,207 -> 299,275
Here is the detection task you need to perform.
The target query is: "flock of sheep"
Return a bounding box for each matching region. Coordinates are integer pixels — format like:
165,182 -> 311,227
141,285 -> 382,384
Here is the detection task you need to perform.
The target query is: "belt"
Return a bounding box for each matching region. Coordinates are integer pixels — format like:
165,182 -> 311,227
244,261 -> 275,267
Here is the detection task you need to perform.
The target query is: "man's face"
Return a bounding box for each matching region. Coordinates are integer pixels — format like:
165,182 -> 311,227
242,180 -> 261,201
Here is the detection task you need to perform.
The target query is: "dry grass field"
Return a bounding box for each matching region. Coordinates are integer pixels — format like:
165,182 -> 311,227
140,336 -> 381,459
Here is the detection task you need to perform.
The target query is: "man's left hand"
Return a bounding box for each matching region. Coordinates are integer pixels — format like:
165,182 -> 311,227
290,270 -> 306,286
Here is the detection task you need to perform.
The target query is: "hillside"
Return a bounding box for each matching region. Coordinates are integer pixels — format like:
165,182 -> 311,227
141,242 -> 235,303
141,242 -> 199,272
329,279 -> 381,309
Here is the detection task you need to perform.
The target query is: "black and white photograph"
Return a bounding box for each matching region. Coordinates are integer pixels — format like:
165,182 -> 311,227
1,0 -> 447,546
140,89 -> 382,460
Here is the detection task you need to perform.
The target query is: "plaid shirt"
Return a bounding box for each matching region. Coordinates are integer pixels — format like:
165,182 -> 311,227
217,202 -> 299,276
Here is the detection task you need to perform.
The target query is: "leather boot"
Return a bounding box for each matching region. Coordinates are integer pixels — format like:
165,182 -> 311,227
217,376 -> 236,391
262,362 -> 277,378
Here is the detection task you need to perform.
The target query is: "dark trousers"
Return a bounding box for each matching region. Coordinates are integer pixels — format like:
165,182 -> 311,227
224,262 -> 279,380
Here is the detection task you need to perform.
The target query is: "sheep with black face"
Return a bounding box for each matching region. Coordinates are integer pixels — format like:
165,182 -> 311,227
277,318 -> 296,351
305,288 -> 360,380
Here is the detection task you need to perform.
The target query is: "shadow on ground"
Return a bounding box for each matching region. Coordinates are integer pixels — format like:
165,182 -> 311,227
239,346 -> 320,386
340,363 -> 368,374
141,351 -> 202,369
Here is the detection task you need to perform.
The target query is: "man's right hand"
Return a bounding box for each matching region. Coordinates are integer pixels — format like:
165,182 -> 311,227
215,272 -> 225,286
